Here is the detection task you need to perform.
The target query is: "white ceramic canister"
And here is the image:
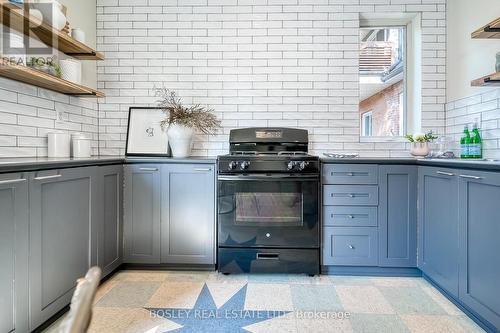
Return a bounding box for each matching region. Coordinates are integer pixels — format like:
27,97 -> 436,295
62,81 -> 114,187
59,59 -> 82,84
71,133 -> 91,158
71,28 -> 86,44
47,132 -> 71,158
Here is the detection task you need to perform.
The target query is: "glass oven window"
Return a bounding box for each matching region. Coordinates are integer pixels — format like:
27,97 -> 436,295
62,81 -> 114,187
235,192 -> 303,225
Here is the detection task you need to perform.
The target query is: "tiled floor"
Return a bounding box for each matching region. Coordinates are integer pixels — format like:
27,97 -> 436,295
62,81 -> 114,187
43,270 -> 485,333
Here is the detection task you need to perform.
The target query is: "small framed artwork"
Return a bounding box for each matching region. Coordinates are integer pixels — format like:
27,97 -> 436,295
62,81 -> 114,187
125,107 -> 170,156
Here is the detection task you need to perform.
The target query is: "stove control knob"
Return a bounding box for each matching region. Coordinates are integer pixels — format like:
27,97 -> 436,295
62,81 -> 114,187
228,161 -> 238,170
298,161 -> 310,171
240,161 -> 251,170
287,161 -> 296,171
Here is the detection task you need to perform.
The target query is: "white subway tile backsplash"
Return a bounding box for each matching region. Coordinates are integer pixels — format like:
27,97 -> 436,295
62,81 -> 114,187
1,1 -> 450,158
446,88 -> 500,159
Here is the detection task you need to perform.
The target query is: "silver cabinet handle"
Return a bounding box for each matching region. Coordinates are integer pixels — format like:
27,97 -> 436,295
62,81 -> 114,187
194,168 -> 212,172
0,178 -> 26,185
34,174 -> 62,181
347,172 -> 354,176
139,168 -> 158,172
436,171 -> 455,177
348,245 -> 355,250
348,215 -> 355,219
348,194 -> 355,198
256,253 -> 279,260
459,174 -> 483,180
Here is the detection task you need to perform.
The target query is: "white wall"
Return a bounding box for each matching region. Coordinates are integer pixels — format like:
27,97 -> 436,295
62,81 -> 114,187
96,0 -> 447,157
59,0 -> 97,88
447,0 -> 500,102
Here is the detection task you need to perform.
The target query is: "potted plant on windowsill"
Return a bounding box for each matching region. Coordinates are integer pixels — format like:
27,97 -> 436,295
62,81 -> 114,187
405,132 -> 438,158
154,88 -> 221,158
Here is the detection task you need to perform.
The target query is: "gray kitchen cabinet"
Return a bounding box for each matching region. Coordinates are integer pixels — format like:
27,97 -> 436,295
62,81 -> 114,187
29,167 -> 98,329
123,165 -> 161,264
458,170 -> 500,329
323,227 -> 378,266
378,165 -> 417,268
97,165 -> 124,277
418,167 -> 459,297
0,174 -> 29,333
322,164 -> 378,184
323,185 -> 379,206
161,164 -> 216,265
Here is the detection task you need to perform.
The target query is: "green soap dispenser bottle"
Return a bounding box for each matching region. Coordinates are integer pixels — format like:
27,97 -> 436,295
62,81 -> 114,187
460,125 -> 471,159
470,122 -> 483,159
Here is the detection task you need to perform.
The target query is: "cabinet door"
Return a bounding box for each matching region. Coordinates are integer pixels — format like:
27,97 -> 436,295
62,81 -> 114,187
0,174 -> 29,333
161,164 -> 216,265
323,227 -> 378,266
418,167 -> 459,297
29,167 -> 98,329
123,165 -> 161,264
379,165 -> 417,268
458,170 -> 500,329
97,165 -> 123,277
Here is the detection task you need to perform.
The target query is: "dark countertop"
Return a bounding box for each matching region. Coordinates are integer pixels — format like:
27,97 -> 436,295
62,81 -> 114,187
320,156 -> 500,171
0,156 -> 217,174
320,157 -> 417,165
1,155 -> 499,174
416,158 -> 500,171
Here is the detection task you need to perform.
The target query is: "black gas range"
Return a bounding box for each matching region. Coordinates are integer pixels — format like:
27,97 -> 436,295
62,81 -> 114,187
217,128 -> 320,275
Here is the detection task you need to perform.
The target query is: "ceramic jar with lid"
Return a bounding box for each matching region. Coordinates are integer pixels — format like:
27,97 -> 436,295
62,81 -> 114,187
72,133 -> 92,158
48,132 -> 71,158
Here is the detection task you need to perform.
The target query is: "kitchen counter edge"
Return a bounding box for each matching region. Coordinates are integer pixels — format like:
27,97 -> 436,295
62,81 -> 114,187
0,156 -> 218,174
320,157 -> 500,171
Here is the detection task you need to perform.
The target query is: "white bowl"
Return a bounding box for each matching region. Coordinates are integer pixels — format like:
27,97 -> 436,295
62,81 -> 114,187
29,1 -> 66,31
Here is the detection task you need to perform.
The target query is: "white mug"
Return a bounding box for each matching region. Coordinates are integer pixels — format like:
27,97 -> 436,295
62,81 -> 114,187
71,28 -> 86,44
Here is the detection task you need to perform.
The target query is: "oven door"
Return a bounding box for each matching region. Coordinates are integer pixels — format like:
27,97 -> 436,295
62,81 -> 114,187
218,174 -> 319,248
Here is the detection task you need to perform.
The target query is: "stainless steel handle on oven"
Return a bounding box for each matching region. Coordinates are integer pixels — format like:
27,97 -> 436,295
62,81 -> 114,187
194,168 -> 212,172
139,167 -> 159,172
256,253 -> 280,260
218,175 -> 319,181
459,174 -> 483,180
0,178 -> 26,185
34,174 -> 62,181
436,171 -> 455,177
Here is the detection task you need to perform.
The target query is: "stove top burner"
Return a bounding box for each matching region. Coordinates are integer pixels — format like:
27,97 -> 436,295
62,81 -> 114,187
220,127 -> 319,174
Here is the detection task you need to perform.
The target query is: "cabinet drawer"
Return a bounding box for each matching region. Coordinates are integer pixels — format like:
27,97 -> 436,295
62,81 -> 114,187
323,227 -> 378,266
322,164 -> 378,184
323,185 -> 379,206
323,206 -> 377,227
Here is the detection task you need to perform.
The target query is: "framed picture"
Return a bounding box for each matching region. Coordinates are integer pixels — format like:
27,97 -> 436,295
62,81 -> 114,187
125,107 -> 170,156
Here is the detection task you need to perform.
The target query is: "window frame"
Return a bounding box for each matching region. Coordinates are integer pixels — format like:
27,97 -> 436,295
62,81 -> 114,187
361,111 -> 373,137
359,21 -> 412,140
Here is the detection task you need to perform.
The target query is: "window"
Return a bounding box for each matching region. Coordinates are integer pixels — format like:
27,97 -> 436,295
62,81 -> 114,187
359,26 -> 406,137
362,112 -> 373,137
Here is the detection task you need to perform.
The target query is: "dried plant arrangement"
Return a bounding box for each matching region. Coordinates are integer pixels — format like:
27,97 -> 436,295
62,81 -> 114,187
153,87 -> 221,135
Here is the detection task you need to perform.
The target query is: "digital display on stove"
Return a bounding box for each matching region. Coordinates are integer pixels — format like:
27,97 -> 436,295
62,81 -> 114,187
255,130 -> 283,139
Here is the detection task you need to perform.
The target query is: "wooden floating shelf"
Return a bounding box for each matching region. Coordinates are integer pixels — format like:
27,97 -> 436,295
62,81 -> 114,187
472,17 -> 500,39
471,72 -> 500,87
0,0 -> 104,60
0,62 -> 104,97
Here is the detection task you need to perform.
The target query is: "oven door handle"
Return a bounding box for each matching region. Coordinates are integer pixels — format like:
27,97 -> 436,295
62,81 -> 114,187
218,174 -> 319,181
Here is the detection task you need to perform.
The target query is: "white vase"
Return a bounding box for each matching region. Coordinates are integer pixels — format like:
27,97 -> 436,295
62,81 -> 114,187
410,142 -> 430,158
167,124 -> 194,158
59,59 -> 82,84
